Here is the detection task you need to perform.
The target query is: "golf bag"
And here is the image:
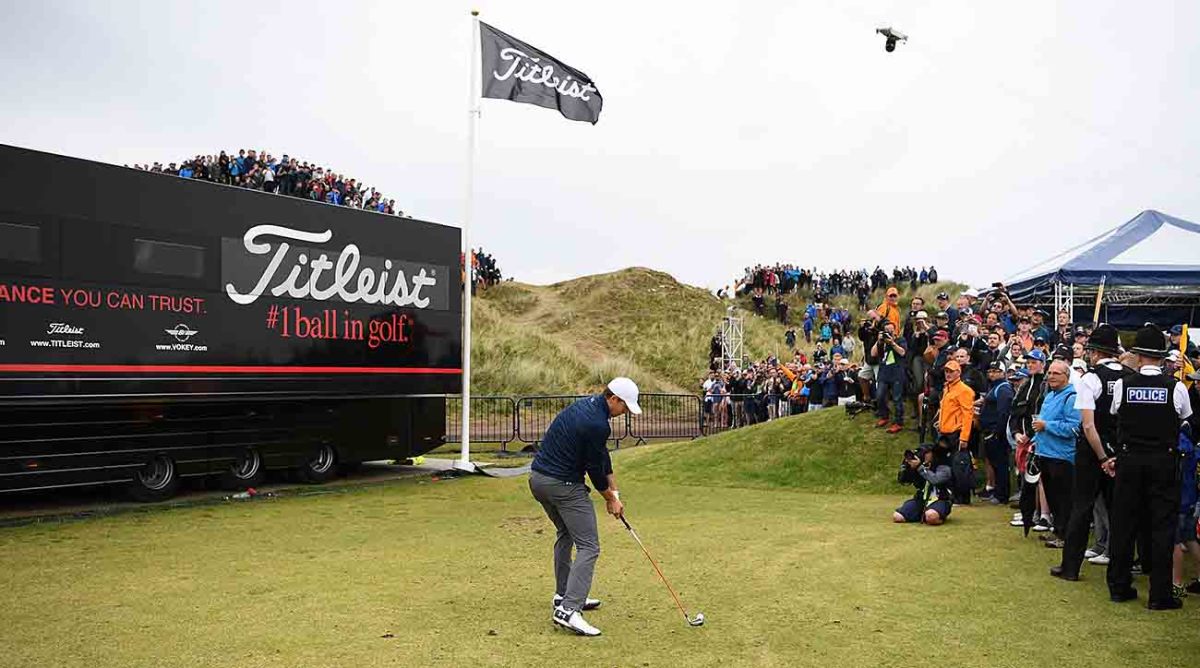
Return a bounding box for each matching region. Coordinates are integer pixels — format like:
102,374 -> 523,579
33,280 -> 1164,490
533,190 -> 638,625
951,449 -> 974,505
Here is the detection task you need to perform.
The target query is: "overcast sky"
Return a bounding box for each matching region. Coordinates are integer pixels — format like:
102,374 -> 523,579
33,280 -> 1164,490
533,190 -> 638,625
2,1 -> 1198,290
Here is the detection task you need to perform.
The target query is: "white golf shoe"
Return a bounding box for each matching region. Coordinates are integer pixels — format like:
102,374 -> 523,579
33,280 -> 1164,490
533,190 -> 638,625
553,594 -> 602,611
553,605 -> 601,637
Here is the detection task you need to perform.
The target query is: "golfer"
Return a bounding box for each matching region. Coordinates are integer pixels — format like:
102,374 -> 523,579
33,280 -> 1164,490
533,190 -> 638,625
529,377 -> 640,637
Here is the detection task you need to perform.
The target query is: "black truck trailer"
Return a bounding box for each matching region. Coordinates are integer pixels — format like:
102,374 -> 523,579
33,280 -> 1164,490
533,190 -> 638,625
0,145 -> 461,500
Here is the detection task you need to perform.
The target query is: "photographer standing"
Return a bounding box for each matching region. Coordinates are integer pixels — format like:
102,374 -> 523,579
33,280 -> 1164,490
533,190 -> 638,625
873,321 -> 908,434
893,445 -> 954,525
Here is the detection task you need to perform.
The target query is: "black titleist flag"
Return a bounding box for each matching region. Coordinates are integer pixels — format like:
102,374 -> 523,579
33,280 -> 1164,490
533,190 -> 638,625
479,22 -> 603,124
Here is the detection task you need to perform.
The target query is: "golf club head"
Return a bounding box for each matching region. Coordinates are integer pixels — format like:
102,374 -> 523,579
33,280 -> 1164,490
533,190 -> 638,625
688,612 -> 705,627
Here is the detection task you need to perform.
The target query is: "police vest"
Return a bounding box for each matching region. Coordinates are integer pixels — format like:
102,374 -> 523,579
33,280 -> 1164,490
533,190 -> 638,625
1117,372 -> 1178,451
1091,362 -> 1126,447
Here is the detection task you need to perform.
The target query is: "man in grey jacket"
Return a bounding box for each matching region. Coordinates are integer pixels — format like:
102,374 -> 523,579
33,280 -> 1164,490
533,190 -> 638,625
529,378 -> 640,636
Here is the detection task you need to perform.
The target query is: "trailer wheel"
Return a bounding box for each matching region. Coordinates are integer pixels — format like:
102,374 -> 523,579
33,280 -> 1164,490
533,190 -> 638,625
300,443 -> 338,483
219,447 -> 265,490
127,455 -> 180,502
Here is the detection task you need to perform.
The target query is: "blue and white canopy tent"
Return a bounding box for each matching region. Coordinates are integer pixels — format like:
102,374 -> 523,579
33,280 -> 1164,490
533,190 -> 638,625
1005,210 -> 1200,328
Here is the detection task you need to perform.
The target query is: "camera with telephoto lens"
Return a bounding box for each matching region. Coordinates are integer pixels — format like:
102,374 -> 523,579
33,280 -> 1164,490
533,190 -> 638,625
845,400 -> 874,417
898,448 -> 924,484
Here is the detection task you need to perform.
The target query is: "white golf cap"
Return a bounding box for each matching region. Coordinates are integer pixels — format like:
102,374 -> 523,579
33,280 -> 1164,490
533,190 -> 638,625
607,377 -> 642,414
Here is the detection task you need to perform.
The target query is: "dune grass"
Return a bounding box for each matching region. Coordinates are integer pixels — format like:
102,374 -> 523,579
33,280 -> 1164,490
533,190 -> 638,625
471,269 -> 968,396
2,411 -> 1196,667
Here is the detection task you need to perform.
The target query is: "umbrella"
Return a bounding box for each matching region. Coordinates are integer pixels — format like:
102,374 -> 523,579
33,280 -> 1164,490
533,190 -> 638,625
1019,446 -> 1040,536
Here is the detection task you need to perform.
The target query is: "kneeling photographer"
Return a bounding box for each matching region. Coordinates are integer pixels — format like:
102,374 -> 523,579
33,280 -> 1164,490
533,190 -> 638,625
893,444 -> 953,525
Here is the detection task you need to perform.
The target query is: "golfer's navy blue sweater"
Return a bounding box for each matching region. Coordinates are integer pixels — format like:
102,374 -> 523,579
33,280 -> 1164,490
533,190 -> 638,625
531,394 -> 614,491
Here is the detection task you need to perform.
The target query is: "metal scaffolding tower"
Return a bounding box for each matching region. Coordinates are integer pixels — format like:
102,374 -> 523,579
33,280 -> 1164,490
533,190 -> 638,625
720,308 -> 744,369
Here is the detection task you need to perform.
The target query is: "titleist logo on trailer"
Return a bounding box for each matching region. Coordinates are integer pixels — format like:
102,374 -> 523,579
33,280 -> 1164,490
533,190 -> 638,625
222,225 -> 449,310
47,323 -> 84,336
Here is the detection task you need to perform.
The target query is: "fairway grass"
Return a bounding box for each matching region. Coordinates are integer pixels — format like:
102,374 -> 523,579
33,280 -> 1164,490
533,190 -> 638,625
1,463 -> 1197,667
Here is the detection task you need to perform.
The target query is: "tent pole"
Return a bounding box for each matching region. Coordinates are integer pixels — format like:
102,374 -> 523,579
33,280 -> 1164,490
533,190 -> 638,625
1092,276 -> 1106,325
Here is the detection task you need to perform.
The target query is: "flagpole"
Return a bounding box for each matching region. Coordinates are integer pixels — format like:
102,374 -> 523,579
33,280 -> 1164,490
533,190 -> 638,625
454,9 -> 481,473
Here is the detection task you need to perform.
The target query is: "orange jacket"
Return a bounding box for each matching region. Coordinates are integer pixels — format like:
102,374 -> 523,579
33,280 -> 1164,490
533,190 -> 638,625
876,301 -> 902,333
939,378 -> 976,442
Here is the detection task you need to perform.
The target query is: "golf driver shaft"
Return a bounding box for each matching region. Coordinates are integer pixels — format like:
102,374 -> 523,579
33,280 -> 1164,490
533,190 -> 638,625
620,515 -> 696,623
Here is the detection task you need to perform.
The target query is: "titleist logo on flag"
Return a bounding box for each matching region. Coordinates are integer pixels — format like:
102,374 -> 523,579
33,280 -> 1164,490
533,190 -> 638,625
480,22 -> 603,124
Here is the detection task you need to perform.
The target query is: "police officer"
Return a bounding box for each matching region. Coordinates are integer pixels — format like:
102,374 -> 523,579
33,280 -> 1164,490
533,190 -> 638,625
1052,324 -> 1123,581
1105,325 -> 1194,609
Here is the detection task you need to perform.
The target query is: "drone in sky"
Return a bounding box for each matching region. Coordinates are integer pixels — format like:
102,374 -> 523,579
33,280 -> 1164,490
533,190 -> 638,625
876,27 -> 908,52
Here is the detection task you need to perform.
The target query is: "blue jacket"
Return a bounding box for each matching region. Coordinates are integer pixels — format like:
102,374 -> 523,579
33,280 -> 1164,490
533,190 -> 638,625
979,379 -> 1014,434
531,395 -> 614,491
1034,384 -> 1080,463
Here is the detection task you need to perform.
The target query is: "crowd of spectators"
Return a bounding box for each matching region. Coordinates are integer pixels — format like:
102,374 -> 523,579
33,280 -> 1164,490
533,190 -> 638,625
857,283 -> 1199,609
463,248 -> 505,294
703,275 -> 1200,607
717,264 -> 939,315
131,149 -> 409,217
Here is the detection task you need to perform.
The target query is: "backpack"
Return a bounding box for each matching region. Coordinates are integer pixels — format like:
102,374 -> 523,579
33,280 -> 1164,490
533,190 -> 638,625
951,450 -> 974,504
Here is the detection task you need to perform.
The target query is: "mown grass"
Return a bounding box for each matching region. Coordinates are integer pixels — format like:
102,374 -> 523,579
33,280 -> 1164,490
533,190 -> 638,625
620,406 -> 911,494
471,269 -> 968,396
2,432 -> 1196,668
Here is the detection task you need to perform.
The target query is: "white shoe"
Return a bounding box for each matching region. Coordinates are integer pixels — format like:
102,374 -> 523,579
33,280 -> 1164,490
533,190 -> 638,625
553,605 -> 601,636
1084,548 -> 1100,559
1088,554 -> 1110,566
1009,518 -> 1025,527
1011,512 -> 1022,521
554,594 -> 601,611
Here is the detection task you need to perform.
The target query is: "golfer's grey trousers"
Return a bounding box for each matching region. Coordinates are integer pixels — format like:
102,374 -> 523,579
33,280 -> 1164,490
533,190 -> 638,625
529,470 -> 599,613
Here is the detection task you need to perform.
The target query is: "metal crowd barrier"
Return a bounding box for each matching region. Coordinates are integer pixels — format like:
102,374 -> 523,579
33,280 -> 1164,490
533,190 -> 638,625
443,393 -> 709,449
444,396 -> 518,452
628,393 -> 703,444
517,395 -> 627,449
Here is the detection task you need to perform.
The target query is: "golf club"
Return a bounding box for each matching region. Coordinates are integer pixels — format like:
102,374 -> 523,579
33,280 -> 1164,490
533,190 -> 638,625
619,514 -> 705,627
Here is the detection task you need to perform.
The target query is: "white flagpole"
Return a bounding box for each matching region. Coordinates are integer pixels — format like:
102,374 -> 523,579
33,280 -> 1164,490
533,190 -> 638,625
455,9 -> 481,473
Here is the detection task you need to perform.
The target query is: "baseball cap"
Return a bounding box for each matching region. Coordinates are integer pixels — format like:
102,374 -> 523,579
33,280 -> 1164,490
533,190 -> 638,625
607,377 -> 642,414
886,287 -> 899,296
936,311 -> 949,319
1170,324 -> 1185,335
1010,367 -> 1031,379
988,361 -> 1006,371
1074,326 -> 1088,337
1026,349 -> 1047,363
944,360 -> 961,372
915,310 -> 929,319
933,329 -> 950,341
964,288 -> 979,298
1034,335 -> 1047,344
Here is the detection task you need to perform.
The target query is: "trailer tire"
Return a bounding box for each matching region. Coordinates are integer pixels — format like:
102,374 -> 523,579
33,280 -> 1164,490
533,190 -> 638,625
300,443 -> 338,483
219,447 -> 265,490
127,455 -> 180,502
